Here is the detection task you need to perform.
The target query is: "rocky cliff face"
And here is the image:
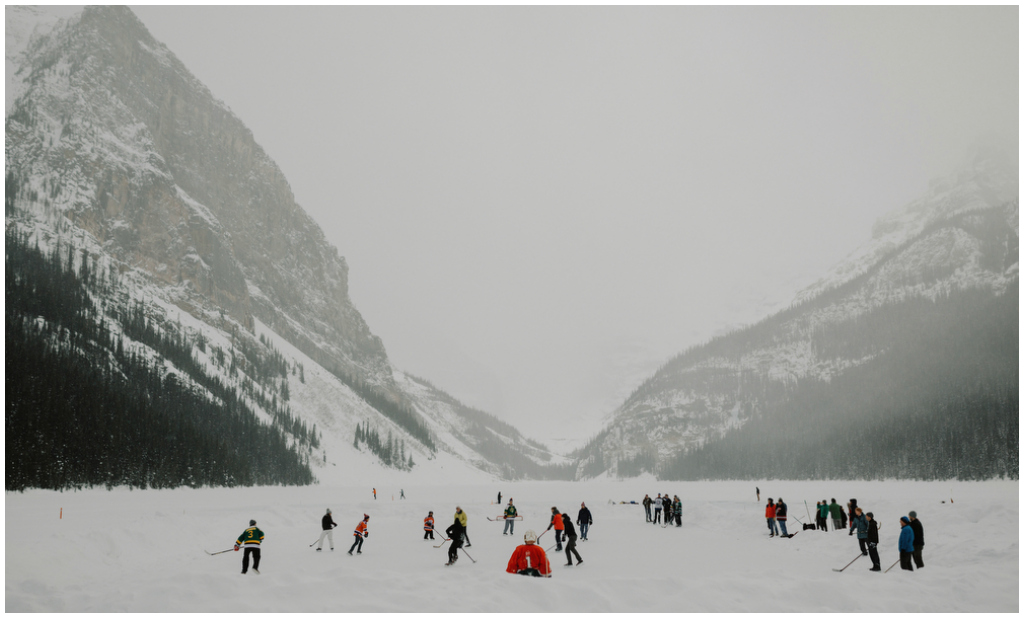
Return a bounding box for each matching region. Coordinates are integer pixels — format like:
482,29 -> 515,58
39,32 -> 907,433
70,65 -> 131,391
576,148 -> 1019,478
6,6 -> 391,386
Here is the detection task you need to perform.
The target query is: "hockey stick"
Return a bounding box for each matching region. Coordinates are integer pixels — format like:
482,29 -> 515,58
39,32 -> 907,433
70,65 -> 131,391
487,516 -> 524,521
459,547 -> 477,563
832,553 -> 864,572
205,548 -> 235,555
433,537 -> 450,549
884,559 -> 900,573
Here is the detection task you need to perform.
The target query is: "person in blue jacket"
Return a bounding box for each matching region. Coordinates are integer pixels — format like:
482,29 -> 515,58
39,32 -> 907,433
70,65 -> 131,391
898,516 -> 915,571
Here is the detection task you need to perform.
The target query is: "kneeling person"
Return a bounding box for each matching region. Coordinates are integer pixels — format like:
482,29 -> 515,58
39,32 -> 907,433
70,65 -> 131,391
506,530 -> 551,577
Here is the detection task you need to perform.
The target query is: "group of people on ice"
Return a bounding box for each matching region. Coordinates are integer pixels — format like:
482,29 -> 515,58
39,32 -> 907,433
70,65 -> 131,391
760,491 -> 925,572
641,493 -> 682,527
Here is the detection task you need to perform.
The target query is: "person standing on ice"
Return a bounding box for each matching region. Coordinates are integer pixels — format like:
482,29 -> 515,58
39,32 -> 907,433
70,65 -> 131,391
642,494 -> 653,522
672,496 -> 682,527
775,498 -> 789,537
865,512 -> 881,571
506,530 -> 551,577
908,511 -> 924,569
454,506 -> 471,547
829,499 -> 843,531
503,500 -> 518,535
235,519 -> 264,574
546,507 -> 565,551
373,488 -> 376,500
817,500 -> 829,531
424,511 -> 435,540
497,491 -> 502,504
576,502 -> 592,540
316,508 -> 337,551
765,498 -> 778,537
400,489 -> 405,499
852,507 -> 869,555
847,499 -> 858,536
561,512 -> 583,566
756,487 -> 760,502
898,516 -> 915,571
653,494 -> 663,525
445,517 -> 465,566
348,514 -> 369,555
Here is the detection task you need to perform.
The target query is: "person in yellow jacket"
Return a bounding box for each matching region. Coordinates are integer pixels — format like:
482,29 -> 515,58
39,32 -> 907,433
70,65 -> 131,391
234,519 -> 264,574
455,506 -> 470,547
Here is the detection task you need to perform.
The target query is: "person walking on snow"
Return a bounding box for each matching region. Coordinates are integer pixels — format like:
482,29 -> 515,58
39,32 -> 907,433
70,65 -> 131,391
865,512 -> 881,571
908,511 -> 925,568
765,498 -> 778,537
577,502 -> 593,541
445,517 -> 465,566
776,498 -> 789,537
898,516 -> 915,571
454,506 -> 471,547
852,507 -> 869,555
348,514 -> 369,555
503,500 -> 518,536
506,530 -> 551,577
653,494 -> 663,525
400,489 -> 405,499
546,507 -> 565,551
424,511 -> 435,540
561,512 -> 583,566
642,494 -> 653,522
316,508 -> 337,551
235,519 -> 264,574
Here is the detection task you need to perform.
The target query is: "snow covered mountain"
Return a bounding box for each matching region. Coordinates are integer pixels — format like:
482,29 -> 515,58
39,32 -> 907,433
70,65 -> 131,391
575,147 -> 1019,480
5,5 -> 565,488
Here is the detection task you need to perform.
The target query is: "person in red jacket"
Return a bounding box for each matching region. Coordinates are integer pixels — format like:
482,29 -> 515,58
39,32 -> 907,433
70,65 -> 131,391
506,530 -> 551,577
765,498 -> 779,537
546,507 -> 565,551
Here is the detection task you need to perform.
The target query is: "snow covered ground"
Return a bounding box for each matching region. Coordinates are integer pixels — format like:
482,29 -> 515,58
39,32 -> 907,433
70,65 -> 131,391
5,479 -> 1017,612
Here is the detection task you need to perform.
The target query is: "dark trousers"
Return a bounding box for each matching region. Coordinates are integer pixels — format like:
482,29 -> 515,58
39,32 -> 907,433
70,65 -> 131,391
644,506 -> 651,522
462,530 -> 471,546
858,538 -> 868,555
565,536 -> 582,565
349,535 -> 364,553
242,547 -> 260,573
868,543 -> 880,568
424,530 -> 434,540
448,540 -> 462,563
675,513 -> 682,527
653,509 -> 661,524
912,545 -> 924,568
900,551 -> 914,571
553,530 -> 563,551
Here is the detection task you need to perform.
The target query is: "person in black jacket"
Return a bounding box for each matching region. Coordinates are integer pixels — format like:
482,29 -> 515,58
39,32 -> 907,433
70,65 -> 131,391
576,503 -> 593,541
561,513 -> 583,566
316,508 -> 337,551
865,512 -> 881,571
445,519 -> 465,566
908,511 -> 924,568
642,495 -> 653,522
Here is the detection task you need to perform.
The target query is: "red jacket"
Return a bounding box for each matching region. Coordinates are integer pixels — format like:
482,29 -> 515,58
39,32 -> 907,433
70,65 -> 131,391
354,520 -> 368,537
765,504 -> 776,519
506,544 -> 551,576
424,516 -> 434,531
550,513 -> 565,531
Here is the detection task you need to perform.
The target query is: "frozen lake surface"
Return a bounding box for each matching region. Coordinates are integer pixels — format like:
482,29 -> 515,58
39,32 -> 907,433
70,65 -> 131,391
5,479 -> 1018,612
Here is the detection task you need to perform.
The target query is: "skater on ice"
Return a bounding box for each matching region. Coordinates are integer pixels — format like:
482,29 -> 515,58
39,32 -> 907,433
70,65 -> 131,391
765,498 -> 779,537
349,514 -> 369,555
561,512 -> 583,566
445,517 -> 465,566
642,494 -> 653,522
454,506 -> 470,547
546,507 -> 565,551
235,519 -> 264,574
424,511 -> 435,540
316,508 -> 337,551
852,507 -> 868,555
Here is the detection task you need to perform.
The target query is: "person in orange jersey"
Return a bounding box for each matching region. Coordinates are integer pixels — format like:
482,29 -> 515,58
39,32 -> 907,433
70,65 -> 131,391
506,530 -> 551,577
424,511 -> 435,540
348,514 -> 369,555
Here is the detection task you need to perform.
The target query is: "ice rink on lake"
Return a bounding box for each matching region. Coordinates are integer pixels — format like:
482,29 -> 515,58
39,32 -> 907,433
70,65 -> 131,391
5,479 -> 1018,612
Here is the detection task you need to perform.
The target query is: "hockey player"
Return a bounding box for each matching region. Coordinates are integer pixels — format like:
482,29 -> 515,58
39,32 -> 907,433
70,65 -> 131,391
424,511 -> 435,540
546,507 -> 565,551
503,500 -> 518,536
561,513 -> 583,566
348,514 -> 369,555
506,530 -> 551,577
316,508 -> 337,551
445,517 -> 465,566
454,506 -> 471,547
235,519 -> 264,574
576,502 -> 592,541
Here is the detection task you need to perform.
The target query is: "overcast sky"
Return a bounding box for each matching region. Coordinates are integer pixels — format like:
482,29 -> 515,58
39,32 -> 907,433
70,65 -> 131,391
132,6 -> 1017,450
